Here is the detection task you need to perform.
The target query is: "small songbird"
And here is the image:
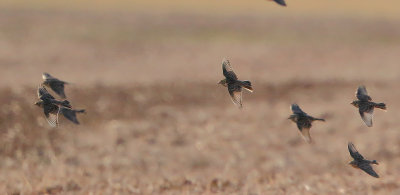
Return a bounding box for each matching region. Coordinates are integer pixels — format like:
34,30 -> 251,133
35,85 -> 84,126
348,142 -> 379,178
35,85 -> 71,127
218,58 -> 253,108
42,72 -> 69,98
351,86 -> 386,127
270,0 -> 286,6
288,104 -> 325,143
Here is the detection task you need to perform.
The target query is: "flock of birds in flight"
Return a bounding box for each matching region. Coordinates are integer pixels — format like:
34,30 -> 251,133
32,0 -> 387,180
217,0 -> 386,179
36,58 -> 385,178
218,58 -> 386,178
35,73 -> 85,127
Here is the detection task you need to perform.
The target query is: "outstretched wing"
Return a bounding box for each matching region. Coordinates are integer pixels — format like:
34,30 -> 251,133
222,58 -> 238,81
356,86 -> 372,101
359,163 -> 379,178
228,83 -> 242,108
49,81 -> 67,98
298,126 -> 312,143
272,0 -> 286,6
43,104 -> 60,127
348,142 -> 364,160
60,108 -> 80,124
359,108 -> 374,127
291,104 -> 305,115
37,85 -> 55,100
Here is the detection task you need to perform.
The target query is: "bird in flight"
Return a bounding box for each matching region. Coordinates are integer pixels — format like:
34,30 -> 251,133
270,0 -> 286,6
288,104 -> 325,143
348,142 -> 379,178
351,86 -> 386,127
218,58 -> 253,108
42,72 -> 69,98
35,85 -> 84,126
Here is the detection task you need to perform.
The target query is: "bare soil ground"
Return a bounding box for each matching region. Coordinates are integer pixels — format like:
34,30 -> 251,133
1,7 -> 400,195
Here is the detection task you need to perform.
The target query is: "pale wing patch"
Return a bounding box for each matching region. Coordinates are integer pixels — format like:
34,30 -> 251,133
37,85 -> 49,98
299,127 -> 312,143
243,87 -> 253,93
222,58 -> 234,72
229,90 -> 242,108
45,112 -> 59,127
222,58 -> 237,81
360,109 -> 374,127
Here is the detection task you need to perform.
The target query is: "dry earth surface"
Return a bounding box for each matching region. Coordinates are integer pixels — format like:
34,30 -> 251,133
1,3 -> 400,194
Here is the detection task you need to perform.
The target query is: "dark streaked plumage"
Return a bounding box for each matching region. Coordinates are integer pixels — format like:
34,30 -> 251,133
34,100 -> 59,127
42,72 -> 68,98
351,85 -> 386,127
270,0 -> 286,6
218,58 -> 253,108
348,142 -> 379,178
288,104 -> 325,143
35,85 -> 73,127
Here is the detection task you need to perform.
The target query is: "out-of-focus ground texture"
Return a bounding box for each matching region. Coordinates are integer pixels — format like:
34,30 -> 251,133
1,0 -> 400,194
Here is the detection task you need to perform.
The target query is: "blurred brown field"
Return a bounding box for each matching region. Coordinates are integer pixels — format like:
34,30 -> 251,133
1,1 -> 400,194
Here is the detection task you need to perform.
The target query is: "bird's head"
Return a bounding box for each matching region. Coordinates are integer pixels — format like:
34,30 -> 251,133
350,100 -> 359,108
372,160 -> 379,165
34,101 -> 43,107
42,72 -> 51,80
348,161 -> 358,168
218,79 -> 227,87
288,115 -> 297,122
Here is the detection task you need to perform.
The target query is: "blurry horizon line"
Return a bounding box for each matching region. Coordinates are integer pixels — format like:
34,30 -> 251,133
1,0 -> 400,19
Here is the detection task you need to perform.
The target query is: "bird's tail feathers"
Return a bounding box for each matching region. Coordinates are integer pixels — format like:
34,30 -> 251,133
76,109 -> 86,114
313,118 -> 325,122
374,103 -> 386,110
61,100 -> 72,108
240,80 -> 253,92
